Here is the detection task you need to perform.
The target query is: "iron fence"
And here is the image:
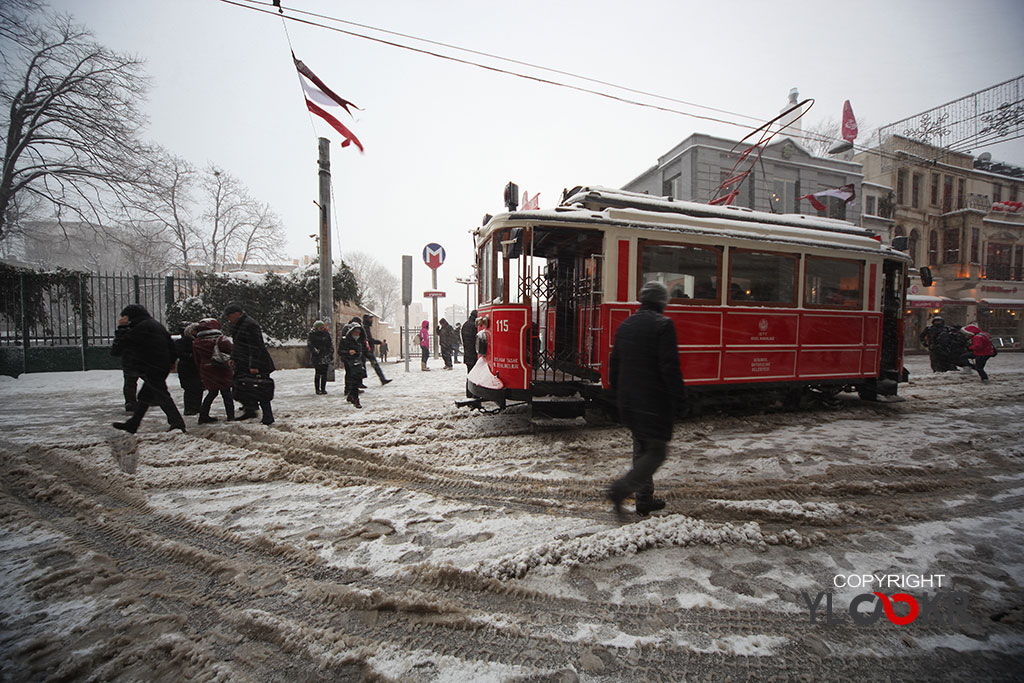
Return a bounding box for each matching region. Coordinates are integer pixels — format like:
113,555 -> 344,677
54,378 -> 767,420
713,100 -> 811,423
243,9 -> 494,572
0,270 -> 200,375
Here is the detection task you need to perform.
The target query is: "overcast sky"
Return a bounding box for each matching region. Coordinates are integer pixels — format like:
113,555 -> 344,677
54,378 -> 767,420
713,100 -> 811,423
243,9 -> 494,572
45,0 -> 1024,316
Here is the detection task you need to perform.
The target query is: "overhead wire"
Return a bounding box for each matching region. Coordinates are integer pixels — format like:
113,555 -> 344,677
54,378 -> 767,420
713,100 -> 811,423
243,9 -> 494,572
222,0 -> 1020,181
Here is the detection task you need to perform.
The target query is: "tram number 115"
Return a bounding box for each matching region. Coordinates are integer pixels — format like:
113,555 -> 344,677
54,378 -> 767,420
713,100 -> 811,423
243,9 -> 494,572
495,319 -> 510,333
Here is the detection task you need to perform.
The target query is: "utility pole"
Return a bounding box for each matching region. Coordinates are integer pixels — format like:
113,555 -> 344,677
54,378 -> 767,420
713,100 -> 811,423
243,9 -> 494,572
318,137 -> 335,381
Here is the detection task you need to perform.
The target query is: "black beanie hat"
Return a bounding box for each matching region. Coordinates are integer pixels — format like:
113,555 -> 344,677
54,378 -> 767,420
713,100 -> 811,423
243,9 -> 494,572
223,303 -> 244,316
120,304 -> 149,320
639,281 -> 669,311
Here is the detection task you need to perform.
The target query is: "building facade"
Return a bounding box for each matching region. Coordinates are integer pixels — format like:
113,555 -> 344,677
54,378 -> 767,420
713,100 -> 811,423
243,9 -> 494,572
622,132 -> 864,227
856,136 -> 1024,349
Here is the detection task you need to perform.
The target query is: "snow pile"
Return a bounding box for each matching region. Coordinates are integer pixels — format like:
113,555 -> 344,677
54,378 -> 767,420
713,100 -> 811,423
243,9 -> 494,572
705,498 -> 859,522
472,513 -> 821,580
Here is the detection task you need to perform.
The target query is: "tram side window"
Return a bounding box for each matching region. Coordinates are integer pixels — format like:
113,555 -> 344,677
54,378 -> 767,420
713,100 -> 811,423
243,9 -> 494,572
728,250 -> 797,306
804,256 -> 863,309
480,239 -> 493,304
639,242 -> 721,303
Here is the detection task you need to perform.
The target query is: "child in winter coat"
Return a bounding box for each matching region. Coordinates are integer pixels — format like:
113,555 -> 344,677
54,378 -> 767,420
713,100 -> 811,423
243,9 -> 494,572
418,320 -> 431,371
340,322 -> 369,408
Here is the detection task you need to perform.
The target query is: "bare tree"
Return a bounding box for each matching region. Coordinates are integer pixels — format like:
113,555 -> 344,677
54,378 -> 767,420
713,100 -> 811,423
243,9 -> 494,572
0,8 -> 151,242
116,148 -> 197,271
198,165 -> 284,271
798,117 -> 874,157
344,250 -> 401,322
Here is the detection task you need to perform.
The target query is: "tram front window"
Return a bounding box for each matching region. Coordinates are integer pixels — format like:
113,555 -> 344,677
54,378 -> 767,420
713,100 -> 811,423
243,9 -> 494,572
804,256 -> 864,309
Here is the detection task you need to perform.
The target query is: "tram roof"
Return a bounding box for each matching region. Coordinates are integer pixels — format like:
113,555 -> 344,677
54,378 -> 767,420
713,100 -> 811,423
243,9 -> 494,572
479,186 -> 909,260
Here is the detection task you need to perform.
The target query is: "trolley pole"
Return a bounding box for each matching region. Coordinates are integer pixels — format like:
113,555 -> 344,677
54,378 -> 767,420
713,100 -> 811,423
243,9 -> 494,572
318,137 -> 336,381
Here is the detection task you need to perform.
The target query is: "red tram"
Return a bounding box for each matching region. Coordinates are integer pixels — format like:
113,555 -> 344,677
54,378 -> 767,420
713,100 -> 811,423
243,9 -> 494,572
465,186 -> 911,417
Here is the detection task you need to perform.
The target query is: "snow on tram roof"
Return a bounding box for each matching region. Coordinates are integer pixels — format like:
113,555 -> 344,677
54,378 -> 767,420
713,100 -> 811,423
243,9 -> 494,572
560,185 -> 873,236
480,186 -> 908,259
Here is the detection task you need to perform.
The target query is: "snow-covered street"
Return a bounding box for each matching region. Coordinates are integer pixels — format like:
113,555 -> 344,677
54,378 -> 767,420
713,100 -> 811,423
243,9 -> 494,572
1,354 -> 1022,681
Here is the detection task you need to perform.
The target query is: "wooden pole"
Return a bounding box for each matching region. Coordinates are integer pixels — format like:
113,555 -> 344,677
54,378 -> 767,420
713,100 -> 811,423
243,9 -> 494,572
318,137 -> 336,381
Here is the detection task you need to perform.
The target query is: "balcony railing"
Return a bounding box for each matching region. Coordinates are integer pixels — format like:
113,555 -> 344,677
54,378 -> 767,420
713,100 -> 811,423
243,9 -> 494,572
982,265 -> 1023,281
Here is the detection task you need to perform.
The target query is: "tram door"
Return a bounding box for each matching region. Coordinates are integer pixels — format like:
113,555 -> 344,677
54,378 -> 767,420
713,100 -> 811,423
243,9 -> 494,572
880,259 -> 906,379
527,228 -> 604,384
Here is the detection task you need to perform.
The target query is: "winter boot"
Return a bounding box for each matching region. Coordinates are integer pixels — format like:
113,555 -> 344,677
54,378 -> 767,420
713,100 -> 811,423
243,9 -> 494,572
113,402 -> 148,434
421,362 -> 430,371
635,494 -> 666,517
352,394 -> 362,409
197,414 -> 218,424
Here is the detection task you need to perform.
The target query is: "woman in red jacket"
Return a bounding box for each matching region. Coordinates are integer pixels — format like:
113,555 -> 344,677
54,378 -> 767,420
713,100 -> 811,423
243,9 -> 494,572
962,323 -> 996,382
192,318 -> 235,422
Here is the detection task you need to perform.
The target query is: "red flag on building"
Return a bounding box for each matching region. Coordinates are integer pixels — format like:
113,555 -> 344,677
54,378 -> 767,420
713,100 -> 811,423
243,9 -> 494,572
800,184 -> 856,212
842,100 -> 858,143
293,54 -> 364,152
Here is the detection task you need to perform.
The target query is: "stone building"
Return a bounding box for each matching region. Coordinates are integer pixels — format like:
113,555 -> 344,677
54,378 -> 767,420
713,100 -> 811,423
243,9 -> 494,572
855,136 -> 1024,349
622,131 -> 864,229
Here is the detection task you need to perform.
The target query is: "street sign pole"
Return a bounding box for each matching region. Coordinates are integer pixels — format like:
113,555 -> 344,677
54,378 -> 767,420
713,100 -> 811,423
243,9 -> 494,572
431,268 -> 438,359
402,255 -> 412,374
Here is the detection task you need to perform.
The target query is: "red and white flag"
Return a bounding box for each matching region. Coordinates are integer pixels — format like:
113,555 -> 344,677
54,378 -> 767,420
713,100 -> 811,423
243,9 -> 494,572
841,100 -> 858,143
799,184 -> 855,212
293,53 -> 364,152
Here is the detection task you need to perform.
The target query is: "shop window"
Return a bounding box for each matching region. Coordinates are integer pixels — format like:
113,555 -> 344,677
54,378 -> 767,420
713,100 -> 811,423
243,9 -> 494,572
727,249 -> 797,306
805,256 -> 863,309
640,242 -> 721,303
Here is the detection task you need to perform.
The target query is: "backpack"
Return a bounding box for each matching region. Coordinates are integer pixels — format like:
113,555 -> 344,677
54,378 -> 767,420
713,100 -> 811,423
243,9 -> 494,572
414,333 -> 421,345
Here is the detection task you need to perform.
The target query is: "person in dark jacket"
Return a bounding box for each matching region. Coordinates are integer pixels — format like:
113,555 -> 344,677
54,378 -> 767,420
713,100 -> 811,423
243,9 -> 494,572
110,304 -> 187,434
224,303 -> 275,425
340,322 -> 369,408
361,314 -> 392,385
192,317 -> 235,423
174,323 -> 204,415
919,316 -> 955,372
607,282 -> 686,518
438,318 -> 456,369
307,320 -> 333,394
461,310 -> 478,398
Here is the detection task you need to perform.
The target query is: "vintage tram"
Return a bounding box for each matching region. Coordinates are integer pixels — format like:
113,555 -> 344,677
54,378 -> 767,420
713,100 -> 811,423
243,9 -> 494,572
464,186 -> 911,417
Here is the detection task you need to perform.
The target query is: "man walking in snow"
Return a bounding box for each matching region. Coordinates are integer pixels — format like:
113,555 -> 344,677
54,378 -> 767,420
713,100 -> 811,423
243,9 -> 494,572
110,304 -> 187,434
607,282 -> 686,519
224,303 -> 275,425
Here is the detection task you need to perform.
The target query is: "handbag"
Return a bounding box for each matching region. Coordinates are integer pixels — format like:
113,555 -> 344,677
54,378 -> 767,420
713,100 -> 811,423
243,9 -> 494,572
211,337 -> 231,368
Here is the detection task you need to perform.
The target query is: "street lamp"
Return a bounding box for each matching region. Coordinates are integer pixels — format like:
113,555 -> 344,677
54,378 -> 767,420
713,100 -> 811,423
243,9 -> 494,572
456,276 -> 477,316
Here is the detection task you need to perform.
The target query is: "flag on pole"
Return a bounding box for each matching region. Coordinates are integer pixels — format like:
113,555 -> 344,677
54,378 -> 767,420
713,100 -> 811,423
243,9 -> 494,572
521,191 -> 540,210
293,53 -> 364,152
841,100 -> 858,143
799,184 -> 855,212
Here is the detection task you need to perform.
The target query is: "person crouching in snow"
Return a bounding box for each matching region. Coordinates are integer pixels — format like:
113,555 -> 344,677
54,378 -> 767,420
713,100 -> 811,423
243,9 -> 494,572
961,323 -> 997,381
340,322 -> 369,408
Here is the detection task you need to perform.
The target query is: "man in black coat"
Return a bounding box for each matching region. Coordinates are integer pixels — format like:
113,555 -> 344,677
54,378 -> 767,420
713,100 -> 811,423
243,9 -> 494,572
224,303 -> 275,425
461,309 -> 478,398
607,282 -> 686,518
110,304 -> 187,434
361,314 -> 392,385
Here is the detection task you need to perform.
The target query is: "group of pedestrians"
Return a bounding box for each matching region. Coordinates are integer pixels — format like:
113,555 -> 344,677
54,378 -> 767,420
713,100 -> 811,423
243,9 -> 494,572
306,314 -> 392,408
112,302 -> 276,434
919,316 -> 998,381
